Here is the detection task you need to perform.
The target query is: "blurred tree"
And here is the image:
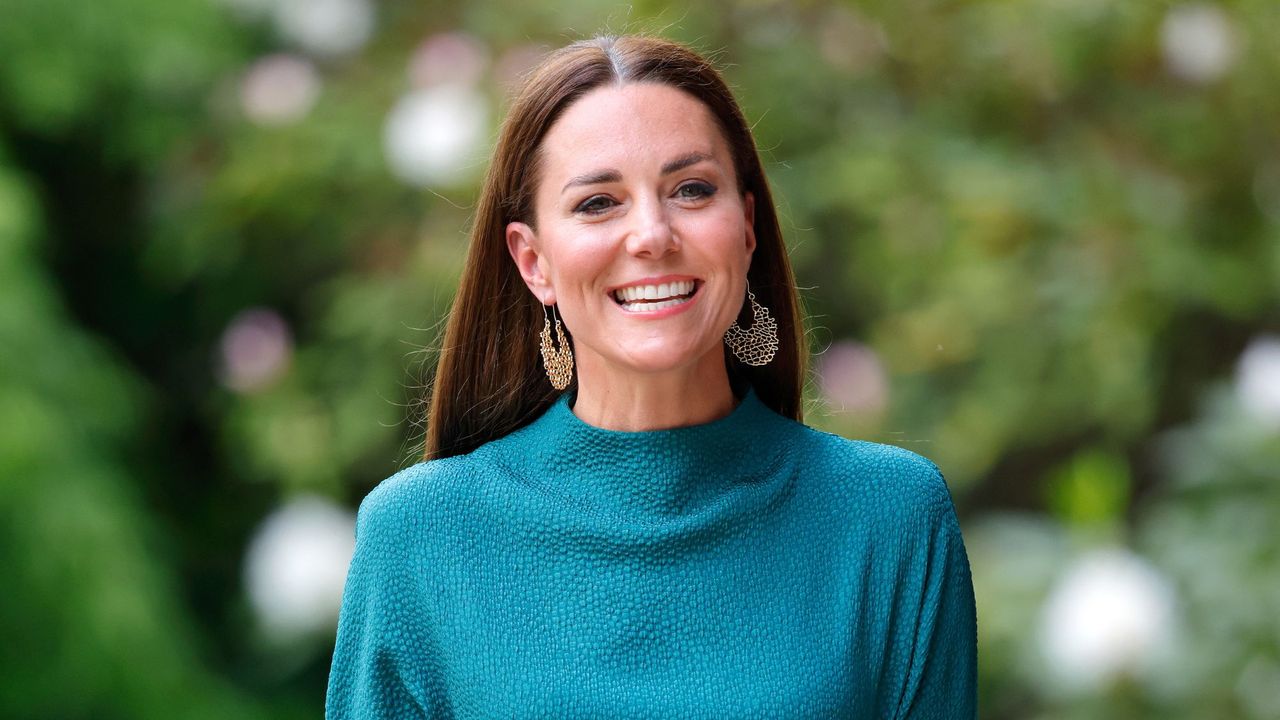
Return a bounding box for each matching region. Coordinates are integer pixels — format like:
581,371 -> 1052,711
1,0 -> 1277,717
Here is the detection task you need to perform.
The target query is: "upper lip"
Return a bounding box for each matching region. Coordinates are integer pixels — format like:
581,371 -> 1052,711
608,274 -> 701,293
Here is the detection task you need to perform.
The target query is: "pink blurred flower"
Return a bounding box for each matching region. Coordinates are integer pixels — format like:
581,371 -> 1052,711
409,32 -> 489,89
816,340 -> 889,415
495,44 -> 549,89
218,308 -> 292,393
240,54 -> 320,126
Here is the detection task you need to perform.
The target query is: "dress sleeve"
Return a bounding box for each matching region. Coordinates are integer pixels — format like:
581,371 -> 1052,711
325,488 -> 439,720
893,468 -> 979,720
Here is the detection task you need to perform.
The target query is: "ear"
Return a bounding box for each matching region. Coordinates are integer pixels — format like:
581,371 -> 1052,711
742,191 -> 757,259
506,221 -> 556,305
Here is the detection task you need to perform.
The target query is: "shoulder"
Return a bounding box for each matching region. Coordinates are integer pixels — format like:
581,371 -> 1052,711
792,424 -> 957,527
793,423 -> 946,490
353,453 -> 481,540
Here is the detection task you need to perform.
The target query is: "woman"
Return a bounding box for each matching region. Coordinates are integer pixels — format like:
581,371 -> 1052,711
327,35 -> 977,719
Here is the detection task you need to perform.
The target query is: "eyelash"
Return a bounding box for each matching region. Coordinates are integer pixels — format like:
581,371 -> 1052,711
677,181 -> 716,201
574,181 -> 718,216
575,195 -> 615,216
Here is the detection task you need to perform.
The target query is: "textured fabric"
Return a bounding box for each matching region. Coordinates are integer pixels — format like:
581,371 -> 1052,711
326,388 -> 977,719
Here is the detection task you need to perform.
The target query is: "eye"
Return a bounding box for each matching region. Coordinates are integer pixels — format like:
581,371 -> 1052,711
574,194 -> 616,215
675,181 -> 716,201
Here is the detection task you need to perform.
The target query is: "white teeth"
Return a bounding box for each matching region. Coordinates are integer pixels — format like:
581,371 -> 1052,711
613,280 -> 695,303
619,296 -> 692,313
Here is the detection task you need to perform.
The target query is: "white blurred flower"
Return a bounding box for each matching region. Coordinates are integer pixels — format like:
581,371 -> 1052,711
240,54 -> 320,126
409,32 -> 489,89
244,495 -> 356,640
816,340 -> 889,415
273,0 -> 374,58
383,84 -> 488,188
1160,3 -> 1238,84
218,308 -> 292,393
1236,334 -> 1280,428
1039,548 -> 1177,691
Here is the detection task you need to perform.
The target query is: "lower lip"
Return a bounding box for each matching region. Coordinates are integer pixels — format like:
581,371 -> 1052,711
611,285 -> 701,319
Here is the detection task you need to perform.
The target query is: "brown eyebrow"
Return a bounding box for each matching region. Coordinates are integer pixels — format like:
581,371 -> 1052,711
660,151 -> 714,176
559,151 -> 716,194
561,169 -> 622,193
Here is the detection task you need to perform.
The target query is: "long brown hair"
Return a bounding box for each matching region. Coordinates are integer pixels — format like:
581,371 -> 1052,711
424,35 -> 807,461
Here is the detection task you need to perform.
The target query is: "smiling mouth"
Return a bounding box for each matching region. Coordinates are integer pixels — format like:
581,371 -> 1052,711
611,280 -> 701,312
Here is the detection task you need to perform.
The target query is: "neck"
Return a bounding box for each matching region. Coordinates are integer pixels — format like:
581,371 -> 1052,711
486,382 -> 790,521
570,347 -> 737,431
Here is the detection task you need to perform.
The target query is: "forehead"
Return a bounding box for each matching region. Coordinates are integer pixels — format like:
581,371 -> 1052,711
538,82 -> 729,179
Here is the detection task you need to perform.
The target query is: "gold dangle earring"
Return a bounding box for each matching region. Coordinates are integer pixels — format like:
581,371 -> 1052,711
723,279 -> 779,367
539,303 -> 574,390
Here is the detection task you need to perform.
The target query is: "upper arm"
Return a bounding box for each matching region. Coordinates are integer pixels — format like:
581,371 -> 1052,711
325,467 -> 448,720
810,434 -> 979,719
892,463 -> 978,720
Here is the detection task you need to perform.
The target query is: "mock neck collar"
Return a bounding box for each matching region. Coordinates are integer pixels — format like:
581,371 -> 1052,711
487,387 -> 787,519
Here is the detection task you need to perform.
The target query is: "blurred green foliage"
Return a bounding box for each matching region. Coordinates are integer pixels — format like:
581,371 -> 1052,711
1,0 -> 1277,717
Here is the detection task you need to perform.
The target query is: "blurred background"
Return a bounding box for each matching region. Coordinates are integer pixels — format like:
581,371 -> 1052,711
1,0 -> 1277,717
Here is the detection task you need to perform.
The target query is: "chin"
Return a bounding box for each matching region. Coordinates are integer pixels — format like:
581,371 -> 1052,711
612,339 -> 725,376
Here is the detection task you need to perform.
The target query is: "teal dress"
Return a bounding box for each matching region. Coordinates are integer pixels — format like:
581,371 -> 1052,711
326,388 -> 977,719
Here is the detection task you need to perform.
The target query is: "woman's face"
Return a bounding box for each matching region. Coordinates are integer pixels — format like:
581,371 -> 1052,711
506,82 -> 756,380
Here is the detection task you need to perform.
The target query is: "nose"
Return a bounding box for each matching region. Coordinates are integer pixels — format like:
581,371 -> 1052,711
624,195 -> 678,258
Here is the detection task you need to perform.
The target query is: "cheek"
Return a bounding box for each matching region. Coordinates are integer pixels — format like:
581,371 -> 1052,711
678,209 -> 750,264
542,231 -> 615,306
